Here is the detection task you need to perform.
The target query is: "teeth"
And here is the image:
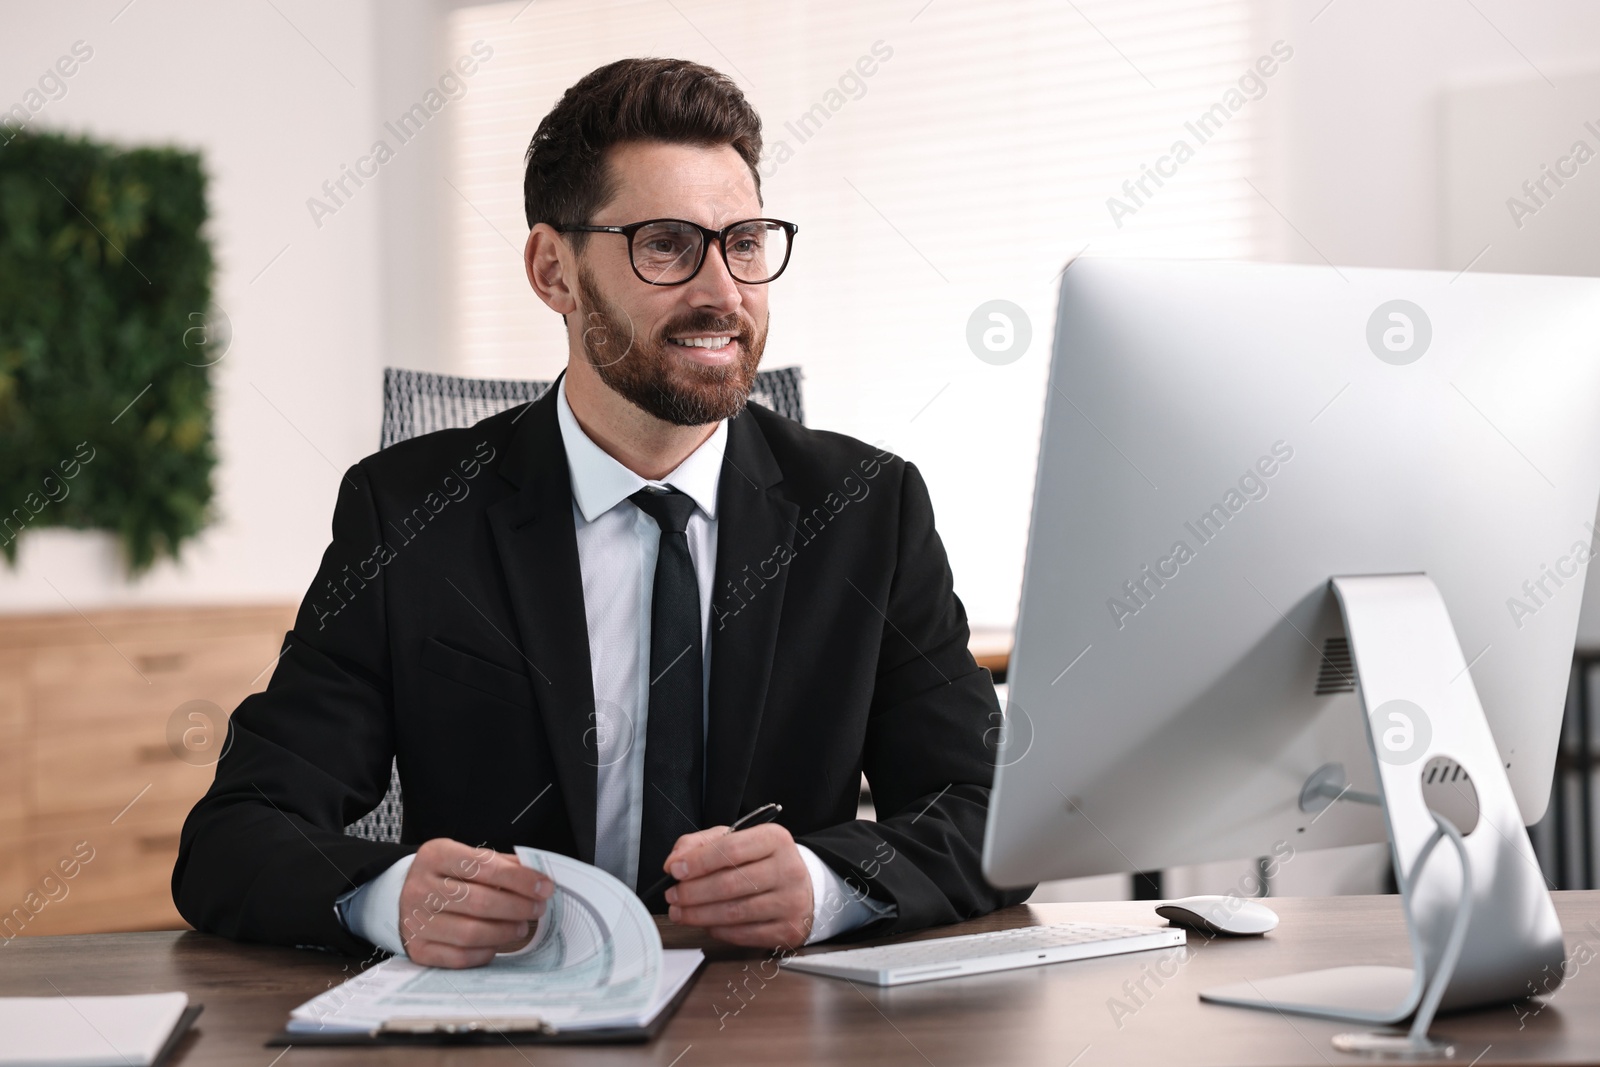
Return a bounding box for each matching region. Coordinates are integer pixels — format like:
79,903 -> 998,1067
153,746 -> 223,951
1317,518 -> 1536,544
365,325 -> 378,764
670,336 -> 732,349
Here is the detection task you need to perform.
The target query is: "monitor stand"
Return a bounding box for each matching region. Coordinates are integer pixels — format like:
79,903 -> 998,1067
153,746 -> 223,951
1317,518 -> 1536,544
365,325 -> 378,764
1199,573 -> 1566,1058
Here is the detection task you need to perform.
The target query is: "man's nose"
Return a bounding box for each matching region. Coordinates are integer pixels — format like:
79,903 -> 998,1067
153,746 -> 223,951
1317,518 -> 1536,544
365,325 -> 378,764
684,241 -> 744,313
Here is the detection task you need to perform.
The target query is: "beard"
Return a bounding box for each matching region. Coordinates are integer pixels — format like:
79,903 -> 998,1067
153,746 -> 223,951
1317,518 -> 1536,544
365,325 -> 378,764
574,264 -> 767,427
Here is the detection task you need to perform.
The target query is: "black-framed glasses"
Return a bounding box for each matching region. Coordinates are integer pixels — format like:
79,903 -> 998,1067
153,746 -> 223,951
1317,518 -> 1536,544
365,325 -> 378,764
555,217 -> 798,286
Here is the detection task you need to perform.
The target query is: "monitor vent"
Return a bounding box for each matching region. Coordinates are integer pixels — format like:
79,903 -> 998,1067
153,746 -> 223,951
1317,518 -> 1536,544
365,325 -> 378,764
1423,757 -> 1470,785
1315,636 -> 1356,695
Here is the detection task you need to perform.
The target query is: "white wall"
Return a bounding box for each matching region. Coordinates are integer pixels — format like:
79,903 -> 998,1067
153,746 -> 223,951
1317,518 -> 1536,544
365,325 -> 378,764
375,0 -> 459,379
1,0 -> 395,614
1257,0 -> 1600,641
1263,0 -> 1600,271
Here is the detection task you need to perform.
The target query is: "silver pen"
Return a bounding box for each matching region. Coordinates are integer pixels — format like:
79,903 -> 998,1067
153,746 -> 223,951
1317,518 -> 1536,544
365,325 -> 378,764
640,802 -> 785,901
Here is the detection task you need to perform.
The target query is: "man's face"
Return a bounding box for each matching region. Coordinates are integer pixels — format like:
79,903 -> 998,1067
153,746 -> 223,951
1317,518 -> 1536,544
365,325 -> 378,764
570,141 -> 769,427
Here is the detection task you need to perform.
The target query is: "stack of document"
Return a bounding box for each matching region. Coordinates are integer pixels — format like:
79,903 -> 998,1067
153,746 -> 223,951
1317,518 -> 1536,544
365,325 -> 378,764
285,847 -> 703,1039
0,992 -> 196,1066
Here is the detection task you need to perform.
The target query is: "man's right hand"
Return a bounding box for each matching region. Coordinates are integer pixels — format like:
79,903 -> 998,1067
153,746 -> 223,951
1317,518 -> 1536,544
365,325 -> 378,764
398,838 -> 554,968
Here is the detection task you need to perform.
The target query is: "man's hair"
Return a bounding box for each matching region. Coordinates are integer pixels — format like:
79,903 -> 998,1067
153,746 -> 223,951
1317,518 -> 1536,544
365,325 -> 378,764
523,58 -> 764,252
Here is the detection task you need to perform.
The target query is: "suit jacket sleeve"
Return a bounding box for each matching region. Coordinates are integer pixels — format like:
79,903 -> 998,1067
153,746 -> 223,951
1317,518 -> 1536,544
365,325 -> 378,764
797,461 -> 1035,936
172,463 -> 414,955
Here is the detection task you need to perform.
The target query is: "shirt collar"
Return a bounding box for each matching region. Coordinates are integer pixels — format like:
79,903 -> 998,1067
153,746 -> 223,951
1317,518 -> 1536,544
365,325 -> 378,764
556,375 -> 726,523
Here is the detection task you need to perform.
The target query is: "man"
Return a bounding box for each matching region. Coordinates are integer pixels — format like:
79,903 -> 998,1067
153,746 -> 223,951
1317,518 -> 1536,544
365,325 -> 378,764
174,57 -> 1029,967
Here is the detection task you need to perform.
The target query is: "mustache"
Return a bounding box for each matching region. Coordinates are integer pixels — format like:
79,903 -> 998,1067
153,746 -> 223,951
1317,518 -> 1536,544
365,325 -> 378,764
657,313 -> 754,344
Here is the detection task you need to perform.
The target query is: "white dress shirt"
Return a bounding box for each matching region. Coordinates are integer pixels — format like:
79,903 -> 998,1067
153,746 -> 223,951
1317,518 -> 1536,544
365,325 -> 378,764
338,376 -> 889,953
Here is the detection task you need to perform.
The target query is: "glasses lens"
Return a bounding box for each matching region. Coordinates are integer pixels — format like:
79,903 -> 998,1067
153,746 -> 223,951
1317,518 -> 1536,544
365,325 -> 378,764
631,221 -> 704,284
724,221 -> 790,283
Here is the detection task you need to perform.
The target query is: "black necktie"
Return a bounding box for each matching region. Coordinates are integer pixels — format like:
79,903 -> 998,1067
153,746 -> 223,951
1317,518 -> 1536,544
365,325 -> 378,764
629,486 -> 705,911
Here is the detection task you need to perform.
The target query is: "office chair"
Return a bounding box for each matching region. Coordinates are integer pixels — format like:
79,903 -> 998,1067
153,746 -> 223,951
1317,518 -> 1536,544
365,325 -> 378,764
344,365 -> 806,843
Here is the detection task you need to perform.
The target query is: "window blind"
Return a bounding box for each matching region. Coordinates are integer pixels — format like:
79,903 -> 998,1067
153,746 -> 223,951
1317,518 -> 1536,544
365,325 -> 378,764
448,0 -> 1269,624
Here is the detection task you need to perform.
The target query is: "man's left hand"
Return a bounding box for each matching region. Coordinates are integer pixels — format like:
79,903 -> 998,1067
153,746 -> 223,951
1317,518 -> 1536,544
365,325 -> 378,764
662,823 -> 814,949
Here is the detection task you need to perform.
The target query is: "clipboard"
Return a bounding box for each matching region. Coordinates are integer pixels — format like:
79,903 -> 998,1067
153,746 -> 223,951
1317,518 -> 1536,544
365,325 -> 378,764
264,956 -> 704,1047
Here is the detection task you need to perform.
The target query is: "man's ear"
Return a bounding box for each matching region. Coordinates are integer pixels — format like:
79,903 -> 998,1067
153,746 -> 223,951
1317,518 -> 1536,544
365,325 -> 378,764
526,223 -> 578,316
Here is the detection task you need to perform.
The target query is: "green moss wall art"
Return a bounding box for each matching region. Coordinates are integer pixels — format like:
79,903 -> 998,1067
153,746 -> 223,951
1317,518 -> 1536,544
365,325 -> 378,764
0,129 -> 219,575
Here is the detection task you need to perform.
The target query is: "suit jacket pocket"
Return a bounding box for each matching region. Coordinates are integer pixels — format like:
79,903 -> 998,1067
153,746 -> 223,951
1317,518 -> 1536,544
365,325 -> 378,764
420,637 -> 533,707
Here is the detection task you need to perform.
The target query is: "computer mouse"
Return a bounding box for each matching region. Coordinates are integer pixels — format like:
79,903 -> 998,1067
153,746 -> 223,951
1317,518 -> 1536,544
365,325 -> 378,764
1154,895 -> 1279,936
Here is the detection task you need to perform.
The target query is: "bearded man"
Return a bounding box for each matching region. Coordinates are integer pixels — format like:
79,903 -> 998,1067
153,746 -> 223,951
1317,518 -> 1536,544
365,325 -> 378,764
174,57 -> 1030,966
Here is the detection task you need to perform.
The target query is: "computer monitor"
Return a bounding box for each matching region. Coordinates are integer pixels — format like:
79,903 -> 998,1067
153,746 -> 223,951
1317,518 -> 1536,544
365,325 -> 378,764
982,258 -> 1600,1040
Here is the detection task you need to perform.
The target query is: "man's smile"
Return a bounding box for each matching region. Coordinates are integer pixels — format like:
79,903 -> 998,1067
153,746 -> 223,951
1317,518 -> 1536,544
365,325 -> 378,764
665,333 -> 741,365
667,333 -> 734,348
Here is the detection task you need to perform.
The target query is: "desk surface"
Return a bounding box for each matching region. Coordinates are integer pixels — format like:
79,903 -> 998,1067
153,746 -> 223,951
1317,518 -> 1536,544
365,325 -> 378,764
5,893 -> 1598,1066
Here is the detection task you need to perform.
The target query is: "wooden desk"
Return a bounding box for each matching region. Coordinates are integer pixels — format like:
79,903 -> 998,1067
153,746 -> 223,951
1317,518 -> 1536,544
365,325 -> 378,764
5,894 -> 1599,1065
966,624 -> 1012,677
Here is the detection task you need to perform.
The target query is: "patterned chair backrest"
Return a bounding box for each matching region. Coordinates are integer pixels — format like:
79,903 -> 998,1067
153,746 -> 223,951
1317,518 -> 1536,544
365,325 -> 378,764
379,365 -> 805,448
344,366 -> 806,843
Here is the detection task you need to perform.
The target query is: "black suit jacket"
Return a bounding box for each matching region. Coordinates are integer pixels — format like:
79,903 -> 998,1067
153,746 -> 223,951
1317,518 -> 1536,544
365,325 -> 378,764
173,384 -> 1031,955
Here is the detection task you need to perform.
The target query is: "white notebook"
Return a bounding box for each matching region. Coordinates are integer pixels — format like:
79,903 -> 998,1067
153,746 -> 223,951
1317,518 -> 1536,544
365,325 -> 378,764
287,848 -> 702,1037
0,992 -> 190,1067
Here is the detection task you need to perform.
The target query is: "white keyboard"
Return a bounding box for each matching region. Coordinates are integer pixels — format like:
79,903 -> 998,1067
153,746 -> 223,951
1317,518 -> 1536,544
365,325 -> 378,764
781,921 -> 1185,986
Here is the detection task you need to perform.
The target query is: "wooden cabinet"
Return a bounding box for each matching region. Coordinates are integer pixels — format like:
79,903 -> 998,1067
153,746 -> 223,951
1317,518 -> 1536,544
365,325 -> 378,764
0,605 -> 296,937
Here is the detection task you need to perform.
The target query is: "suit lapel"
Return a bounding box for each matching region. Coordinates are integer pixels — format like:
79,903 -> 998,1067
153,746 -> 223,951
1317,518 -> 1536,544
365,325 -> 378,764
486,388 -> 598,863
705,411 -> 799,825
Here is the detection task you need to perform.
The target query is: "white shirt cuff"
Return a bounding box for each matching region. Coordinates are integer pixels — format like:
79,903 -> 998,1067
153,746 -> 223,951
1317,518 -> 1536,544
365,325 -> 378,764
797,843 -> 895,944
335,853 -> 415,957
